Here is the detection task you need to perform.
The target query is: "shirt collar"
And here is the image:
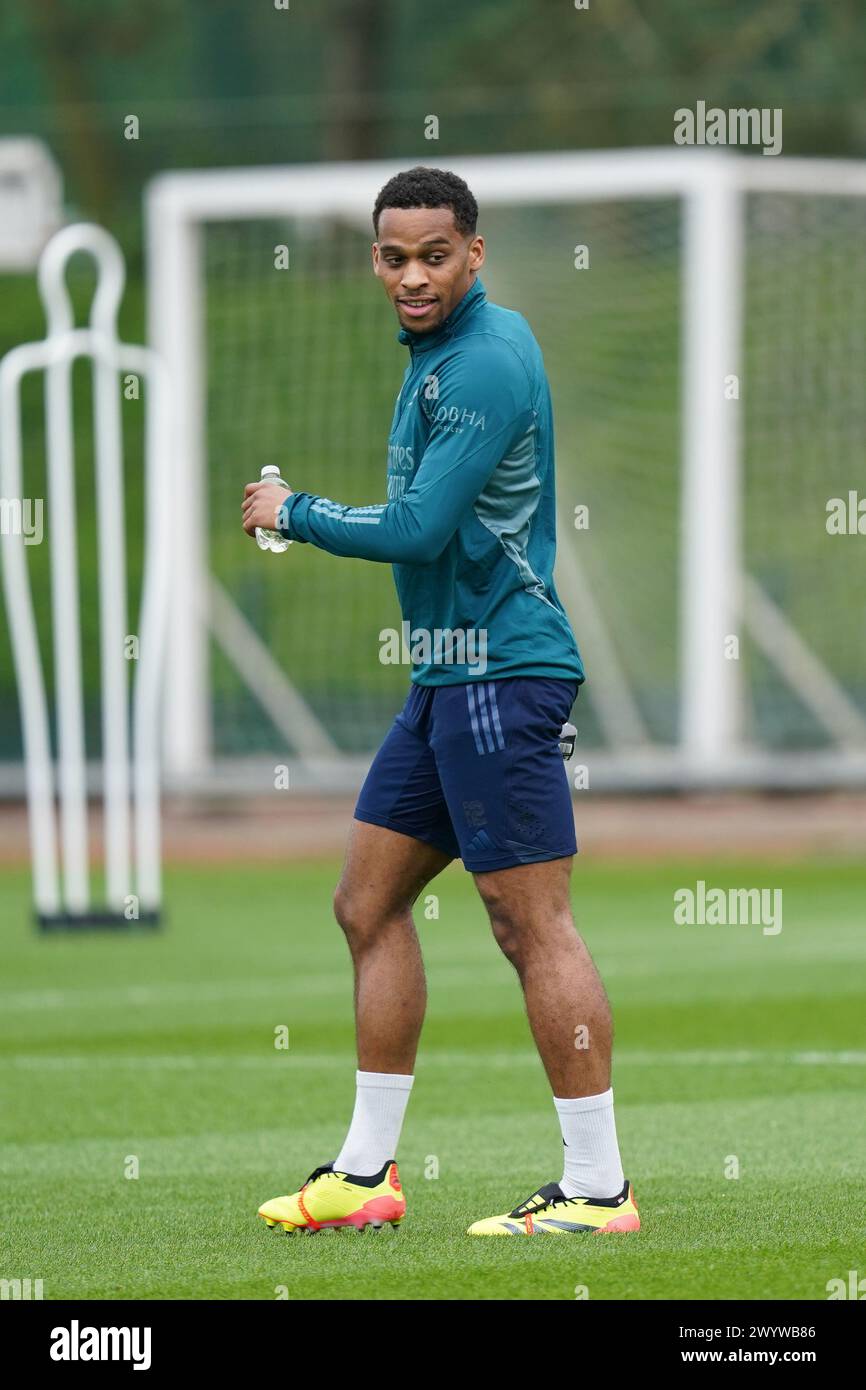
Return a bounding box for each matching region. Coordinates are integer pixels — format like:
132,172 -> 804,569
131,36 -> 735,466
397,275 -> 486,354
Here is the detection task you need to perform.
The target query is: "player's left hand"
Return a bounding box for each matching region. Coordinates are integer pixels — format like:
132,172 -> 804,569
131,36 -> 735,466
242,481 -> 293,537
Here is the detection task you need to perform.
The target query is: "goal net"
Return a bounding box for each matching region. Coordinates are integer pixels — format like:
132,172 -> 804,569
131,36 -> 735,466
145,150 -> 866,792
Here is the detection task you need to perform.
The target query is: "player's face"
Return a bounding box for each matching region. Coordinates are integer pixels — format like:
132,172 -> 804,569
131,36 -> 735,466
372,207 -> 484,334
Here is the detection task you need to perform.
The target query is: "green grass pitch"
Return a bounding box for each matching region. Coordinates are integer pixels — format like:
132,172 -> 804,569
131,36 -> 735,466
1,856 -> 864,1300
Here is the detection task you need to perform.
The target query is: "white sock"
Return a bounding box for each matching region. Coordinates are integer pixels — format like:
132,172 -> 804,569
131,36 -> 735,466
554,1088 -> 625,1200
333,1070 -> 414,1177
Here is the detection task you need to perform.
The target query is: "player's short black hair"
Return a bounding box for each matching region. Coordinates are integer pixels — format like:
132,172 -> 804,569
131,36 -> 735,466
373,166 -> 478,239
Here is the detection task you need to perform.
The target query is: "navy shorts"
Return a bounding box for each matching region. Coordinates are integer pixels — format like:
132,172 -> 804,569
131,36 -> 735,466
355,677 -> 579,873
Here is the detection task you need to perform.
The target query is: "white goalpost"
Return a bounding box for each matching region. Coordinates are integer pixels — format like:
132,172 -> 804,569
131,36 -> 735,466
145,148 -> 866,792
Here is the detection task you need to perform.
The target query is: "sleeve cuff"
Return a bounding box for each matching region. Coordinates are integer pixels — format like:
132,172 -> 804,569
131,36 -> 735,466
277,492 -> 310,543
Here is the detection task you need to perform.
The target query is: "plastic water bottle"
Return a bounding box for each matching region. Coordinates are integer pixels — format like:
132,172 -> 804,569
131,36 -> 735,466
255,464 -> 292,553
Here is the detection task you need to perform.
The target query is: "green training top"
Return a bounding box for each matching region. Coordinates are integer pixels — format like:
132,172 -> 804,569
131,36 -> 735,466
278,274 -> 585,686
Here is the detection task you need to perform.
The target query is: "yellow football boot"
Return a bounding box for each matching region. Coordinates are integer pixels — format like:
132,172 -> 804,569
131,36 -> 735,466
258,1160 -> 405,1235
467,1177 -> 639,1235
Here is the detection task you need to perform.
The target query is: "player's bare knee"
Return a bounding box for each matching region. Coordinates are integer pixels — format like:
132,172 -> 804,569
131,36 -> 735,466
333,884 -> 369,943
486,905 -> 525,968
332,883 -> 362,941
332,883 -> 410,948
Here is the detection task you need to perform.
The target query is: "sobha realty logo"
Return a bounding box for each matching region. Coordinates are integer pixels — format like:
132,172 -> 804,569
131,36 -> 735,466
50,1320 -> 152,1371
426,404 -> 486,434
674,101 -> 782,156
380,620 -> 488,675
674,880 -> 782,936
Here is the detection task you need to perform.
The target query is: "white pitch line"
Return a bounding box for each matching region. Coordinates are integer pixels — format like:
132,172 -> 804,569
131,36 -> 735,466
0,970 -> 523,1012
0,979 -> 325,1012
6,1049 -> 866,1071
